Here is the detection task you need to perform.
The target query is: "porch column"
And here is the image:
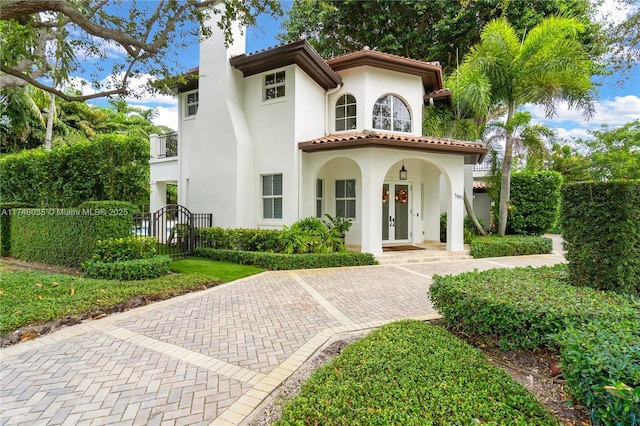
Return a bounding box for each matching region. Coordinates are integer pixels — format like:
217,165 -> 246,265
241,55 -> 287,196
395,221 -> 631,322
360,156 -> 383,256
150,181 -> 167,213
446,166 -> 465,251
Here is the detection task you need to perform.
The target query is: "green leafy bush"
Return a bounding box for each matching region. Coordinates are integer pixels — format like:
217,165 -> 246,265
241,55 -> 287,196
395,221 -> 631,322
0,134 -> 149,207
556,318 -> 640,426
440,213 -> 486,244
194,248 -> 377,270
276,320 -> 558,425
429,264 -> 640,350
82,256 -> 170,280
0,202 -> 33,256
196,228 -> 282,251
196,218 -> 346,254
8,202 -> 136,267
508,171 -> 563,235
92,236 -> 156,262
561,180 -> 640,296
470,235 -> 552,258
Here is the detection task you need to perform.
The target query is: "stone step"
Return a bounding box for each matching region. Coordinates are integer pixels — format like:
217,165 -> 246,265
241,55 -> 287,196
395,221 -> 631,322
375,251 -> 473,265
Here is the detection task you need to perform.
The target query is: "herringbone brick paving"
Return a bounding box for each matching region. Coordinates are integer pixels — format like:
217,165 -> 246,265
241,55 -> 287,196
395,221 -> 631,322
1,251 -> 565,425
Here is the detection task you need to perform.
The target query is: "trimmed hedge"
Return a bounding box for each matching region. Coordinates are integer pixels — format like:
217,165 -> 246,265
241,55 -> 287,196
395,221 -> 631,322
561,180 -> 640,296
0,202 -> 33,256
194,248 -> 377,270
508,171 -> 563,235
91,235 -> 156,262
556,319 -> 640,425
196,227 -> 282,251
429,264 -> 639,350
82,256 -> 170,280
470,235 -> 552,258
8,201 -> 137,267
276,320 -> 558,425
0,134 -> 149,208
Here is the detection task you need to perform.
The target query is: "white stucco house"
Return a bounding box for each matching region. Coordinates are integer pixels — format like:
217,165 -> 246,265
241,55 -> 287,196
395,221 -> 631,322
149,20 -> 487,256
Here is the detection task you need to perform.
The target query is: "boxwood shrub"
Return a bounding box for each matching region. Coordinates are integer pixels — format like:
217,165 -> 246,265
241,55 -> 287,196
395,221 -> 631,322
0,202 -> 33,256
8,201 -> 137,267
561,180 -> 640,296
194,248 -> 377,270
429,264 -> 640,350
82,256 -> 171,280
276,320 -> 558,425
470,235 -> 552,258
556,318 -> 640,426
91,236 -> 156,262
196,227 -> 282,251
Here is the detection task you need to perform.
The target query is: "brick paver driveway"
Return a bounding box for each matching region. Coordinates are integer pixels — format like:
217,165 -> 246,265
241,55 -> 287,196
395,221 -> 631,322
1,252 -> 565,425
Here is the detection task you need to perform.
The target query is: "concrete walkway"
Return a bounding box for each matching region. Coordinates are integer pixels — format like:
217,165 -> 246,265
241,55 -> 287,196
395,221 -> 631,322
1,247 -> 565,425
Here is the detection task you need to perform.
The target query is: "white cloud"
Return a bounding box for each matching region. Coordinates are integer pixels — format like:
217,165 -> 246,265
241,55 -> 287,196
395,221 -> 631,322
152,106 -> 179,131
596,0 -> 638,25
525,95 -> 640,139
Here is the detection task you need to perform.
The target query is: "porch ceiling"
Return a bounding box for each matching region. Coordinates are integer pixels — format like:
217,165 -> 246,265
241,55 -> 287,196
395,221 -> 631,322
298,131 -> 488,164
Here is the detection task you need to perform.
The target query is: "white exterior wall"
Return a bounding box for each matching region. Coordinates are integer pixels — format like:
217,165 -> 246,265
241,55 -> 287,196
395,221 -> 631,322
328,66 -> 424,135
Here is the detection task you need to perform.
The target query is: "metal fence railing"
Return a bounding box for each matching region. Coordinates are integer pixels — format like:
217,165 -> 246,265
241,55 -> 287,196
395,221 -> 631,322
133,205 -> 213,258
158,132 -> 178,159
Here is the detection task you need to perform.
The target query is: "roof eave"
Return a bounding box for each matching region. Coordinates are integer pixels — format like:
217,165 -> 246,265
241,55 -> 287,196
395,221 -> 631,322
230,40 -> 342,90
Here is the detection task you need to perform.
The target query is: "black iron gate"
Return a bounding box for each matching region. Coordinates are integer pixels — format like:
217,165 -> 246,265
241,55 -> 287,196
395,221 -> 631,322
133,204 -> 213,259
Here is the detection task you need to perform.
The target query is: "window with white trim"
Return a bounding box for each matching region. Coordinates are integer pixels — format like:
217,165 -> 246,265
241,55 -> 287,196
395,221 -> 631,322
262,174 -> 283,219
316,179 -> 323,218
335,179 -> 356,219
264,71 -> 286,101
186,91 -> 199,117
372,94 -> 411,132
335,94 -> 357,131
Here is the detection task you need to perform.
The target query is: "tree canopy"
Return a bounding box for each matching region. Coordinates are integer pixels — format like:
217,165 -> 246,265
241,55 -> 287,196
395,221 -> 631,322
0,0 -> 281,101
455,16 -> 595,235
279,0 -> 604,73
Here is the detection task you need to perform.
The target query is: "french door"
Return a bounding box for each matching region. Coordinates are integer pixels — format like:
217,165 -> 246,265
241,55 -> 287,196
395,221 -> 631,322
382,183 -> 410,242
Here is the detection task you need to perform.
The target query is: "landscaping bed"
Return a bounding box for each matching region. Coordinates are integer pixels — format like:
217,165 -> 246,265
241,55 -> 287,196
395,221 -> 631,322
274,320 -> 563,425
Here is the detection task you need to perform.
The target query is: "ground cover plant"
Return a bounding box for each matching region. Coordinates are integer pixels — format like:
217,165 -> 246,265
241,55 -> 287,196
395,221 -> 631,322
276,320 -> 558,425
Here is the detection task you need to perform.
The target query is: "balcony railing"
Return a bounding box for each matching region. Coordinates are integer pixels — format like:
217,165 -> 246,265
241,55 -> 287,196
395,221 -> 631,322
473,160 -> 492,172
158,132 -> 178,159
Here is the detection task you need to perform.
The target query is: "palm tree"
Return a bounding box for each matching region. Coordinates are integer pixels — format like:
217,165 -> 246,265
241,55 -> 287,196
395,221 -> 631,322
456,16 -> 595,235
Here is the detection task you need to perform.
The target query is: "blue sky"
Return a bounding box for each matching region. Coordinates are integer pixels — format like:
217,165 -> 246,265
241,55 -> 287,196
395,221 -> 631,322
105,1 -> 639,141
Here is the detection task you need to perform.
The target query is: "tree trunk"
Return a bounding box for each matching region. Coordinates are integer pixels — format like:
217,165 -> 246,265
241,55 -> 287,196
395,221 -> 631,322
498,100 -> 516,236
464,190 -> 487,236
44,92 -> 55,151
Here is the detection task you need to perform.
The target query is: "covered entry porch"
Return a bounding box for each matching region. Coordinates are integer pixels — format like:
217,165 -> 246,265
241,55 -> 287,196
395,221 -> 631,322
298,132 -> 487,256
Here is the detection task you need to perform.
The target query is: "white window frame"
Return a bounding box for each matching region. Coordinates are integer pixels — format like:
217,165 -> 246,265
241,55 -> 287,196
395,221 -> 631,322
262,174 -> 283,220
372,94 -> 411,132
335,94 -> 357,131
316,179 -> 324,218
185,91 -> 199,117
335,179 -> 356,219
263,70 -> 286,101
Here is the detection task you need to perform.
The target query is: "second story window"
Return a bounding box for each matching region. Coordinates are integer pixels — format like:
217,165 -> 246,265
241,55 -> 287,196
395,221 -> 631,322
186,91 -> 199,117
335,94 -> 357,131
264,71 -> 286,101
372,94 -> 411,132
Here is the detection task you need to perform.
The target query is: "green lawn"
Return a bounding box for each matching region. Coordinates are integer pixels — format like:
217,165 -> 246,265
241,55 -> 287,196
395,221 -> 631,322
0,258 -> 263,336
169,257 -> 264,281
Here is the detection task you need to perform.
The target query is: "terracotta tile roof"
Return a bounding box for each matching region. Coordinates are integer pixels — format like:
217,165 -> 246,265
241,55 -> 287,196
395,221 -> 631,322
299,131 -> 487,163
328,48 -> 441,68
473,181 -> 489,190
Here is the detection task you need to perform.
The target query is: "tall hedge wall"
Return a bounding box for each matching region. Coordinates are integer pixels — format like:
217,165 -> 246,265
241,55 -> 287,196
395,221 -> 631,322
7,201 -> 137,267
0,134 -> 149,208
561,180 -> 640,296
507,171 -> 563,235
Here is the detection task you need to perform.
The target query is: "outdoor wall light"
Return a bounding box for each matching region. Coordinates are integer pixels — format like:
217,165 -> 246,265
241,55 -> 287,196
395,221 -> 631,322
399,160 -> 408,180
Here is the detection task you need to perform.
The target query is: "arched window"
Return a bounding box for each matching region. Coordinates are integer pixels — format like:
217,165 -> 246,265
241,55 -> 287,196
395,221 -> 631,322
372,94 -> 411,132
335,94 -> 357,131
